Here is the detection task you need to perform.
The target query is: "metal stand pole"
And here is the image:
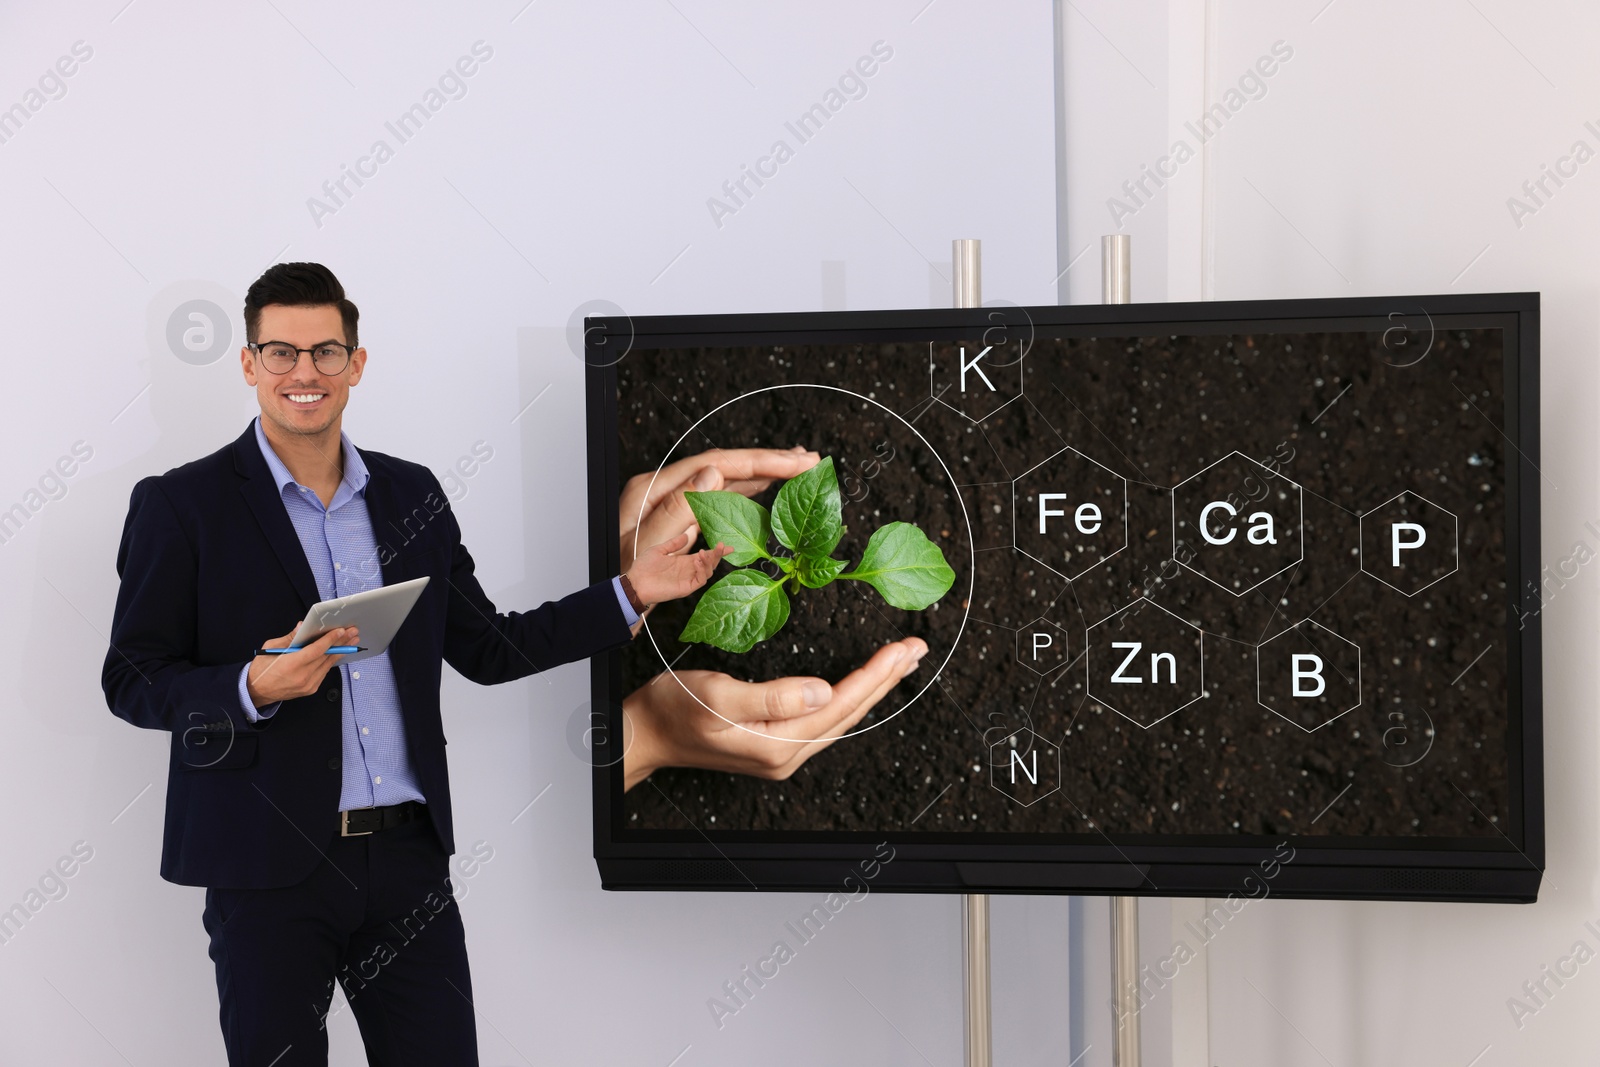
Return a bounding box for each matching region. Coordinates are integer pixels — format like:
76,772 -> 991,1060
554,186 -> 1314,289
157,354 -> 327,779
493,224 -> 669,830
1111,895 -> 1141,1067
964,894 -> 992,1065
1102,233 -> 1131,305
1101,233 -> 1141,1067
954,237 -> 982,309
952,238 -> 992,1067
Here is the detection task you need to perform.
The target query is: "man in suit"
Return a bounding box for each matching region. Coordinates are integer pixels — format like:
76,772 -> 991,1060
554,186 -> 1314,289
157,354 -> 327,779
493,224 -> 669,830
101,262 -> 728,1066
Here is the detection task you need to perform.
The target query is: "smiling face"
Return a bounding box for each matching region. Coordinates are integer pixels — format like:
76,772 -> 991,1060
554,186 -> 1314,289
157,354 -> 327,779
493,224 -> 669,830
241,304 -> 366,443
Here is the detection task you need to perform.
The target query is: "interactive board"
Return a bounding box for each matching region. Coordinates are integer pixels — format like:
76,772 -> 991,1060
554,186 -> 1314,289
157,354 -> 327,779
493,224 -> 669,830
585,293 -> 1542,902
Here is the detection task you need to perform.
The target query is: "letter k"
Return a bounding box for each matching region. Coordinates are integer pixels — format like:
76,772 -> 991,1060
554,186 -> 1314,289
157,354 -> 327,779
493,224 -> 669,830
959,346 -> 996,392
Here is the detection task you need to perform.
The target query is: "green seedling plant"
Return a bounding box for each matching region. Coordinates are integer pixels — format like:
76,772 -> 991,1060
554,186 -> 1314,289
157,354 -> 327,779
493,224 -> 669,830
678,456 -> 955,653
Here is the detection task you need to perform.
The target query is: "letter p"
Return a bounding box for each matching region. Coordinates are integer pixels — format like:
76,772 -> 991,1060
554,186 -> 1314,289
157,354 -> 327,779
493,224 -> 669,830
1392,522 -> 1426,567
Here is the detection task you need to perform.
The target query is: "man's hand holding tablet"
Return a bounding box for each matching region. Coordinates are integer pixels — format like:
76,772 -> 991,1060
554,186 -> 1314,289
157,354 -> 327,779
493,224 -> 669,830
245,576 -> 430,707
246,622 -> 361,707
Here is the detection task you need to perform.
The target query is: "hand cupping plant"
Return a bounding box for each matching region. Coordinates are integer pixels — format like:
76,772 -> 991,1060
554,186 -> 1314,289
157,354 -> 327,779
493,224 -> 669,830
678,457 -> 955,653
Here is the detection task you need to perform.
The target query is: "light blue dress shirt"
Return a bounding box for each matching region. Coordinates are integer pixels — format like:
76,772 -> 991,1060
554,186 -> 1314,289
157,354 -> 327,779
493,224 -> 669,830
236,417 -> 637,812
235,419 -> 425,810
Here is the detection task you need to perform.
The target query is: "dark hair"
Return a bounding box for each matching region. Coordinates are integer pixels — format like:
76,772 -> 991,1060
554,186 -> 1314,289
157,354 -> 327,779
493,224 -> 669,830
243,262 -> 359,346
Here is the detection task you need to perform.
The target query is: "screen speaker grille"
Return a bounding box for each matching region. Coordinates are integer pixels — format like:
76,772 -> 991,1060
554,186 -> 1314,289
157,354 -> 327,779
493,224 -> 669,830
649,858 -> 747,883
1378,869 -> 1476,892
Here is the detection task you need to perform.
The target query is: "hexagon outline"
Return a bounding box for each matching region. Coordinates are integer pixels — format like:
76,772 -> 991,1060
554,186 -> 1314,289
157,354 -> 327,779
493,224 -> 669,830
927,341 -> 1024,425
1358,489 -> 1460,597
1011,445 -> 1130,582
1171,450 -> 1305,598
1015,616 -> 1074,677
1085,597 -> 1207,730
1255,619 -> 1363,734
988,727 -> 1060,807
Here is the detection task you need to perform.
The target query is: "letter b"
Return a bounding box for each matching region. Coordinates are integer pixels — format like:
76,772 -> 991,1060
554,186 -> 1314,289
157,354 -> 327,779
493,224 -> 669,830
1291,654 -> 1325,697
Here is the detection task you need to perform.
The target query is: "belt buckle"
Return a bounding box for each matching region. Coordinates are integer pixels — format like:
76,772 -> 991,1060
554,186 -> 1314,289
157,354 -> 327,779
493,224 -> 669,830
340,808 -> 375,837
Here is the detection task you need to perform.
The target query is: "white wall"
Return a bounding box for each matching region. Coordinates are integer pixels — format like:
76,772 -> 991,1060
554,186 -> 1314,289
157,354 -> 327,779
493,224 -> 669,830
1064,1 -> 1600,1063
8,1 -> 1585,1063
0,3 -> 1062,1064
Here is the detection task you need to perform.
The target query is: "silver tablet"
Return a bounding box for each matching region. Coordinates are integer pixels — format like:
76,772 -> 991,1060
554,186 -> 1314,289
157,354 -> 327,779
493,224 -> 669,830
289,576 -> 430,663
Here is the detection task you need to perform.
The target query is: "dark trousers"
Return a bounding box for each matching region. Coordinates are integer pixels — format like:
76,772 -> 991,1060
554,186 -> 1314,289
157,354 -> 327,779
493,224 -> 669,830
202,814 -> 479,1066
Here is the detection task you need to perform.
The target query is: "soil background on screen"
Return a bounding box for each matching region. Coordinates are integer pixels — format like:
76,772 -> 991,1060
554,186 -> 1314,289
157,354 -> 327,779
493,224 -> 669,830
615,329 -> 1510,841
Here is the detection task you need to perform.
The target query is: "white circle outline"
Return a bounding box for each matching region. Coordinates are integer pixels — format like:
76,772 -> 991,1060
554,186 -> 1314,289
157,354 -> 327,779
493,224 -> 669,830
630,383 -> 974,742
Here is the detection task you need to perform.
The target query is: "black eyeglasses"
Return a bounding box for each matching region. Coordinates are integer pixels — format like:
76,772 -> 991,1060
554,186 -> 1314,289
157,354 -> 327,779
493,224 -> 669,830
249,341 -> 356,375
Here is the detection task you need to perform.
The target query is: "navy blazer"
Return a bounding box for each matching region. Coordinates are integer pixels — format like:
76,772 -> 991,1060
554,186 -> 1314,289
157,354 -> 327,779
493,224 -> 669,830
102,422 -> 632,889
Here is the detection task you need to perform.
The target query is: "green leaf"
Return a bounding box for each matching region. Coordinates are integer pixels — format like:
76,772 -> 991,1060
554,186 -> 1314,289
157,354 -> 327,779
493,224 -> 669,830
678,569 -> 791,653
841,522 -> 956,609
795,554 -> 848,589
684,490 -> 772,566
771,457 -> 844,557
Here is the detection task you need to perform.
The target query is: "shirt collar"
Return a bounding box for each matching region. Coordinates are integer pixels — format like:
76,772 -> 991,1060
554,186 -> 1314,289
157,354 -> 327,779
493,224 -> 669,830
253,415 -> 370,506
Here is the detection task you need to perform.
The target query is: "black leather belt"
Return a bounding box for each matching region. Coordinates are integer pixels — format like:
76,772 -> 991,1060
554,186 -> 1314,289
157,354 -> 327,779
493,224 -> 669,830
339,801 -> 423,837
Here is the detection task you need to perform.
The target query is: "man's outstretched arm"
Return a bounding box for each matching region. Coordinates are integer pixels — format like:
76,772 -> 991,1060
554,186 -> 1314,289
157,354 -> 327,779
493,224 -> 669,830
439,497 -> 725,686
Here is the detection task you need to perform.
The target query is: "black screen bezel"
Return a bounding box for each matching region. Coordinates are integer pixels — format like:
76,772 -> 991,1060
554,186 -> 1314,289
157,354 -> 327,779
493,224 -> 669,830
584,292 -> 1543,902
